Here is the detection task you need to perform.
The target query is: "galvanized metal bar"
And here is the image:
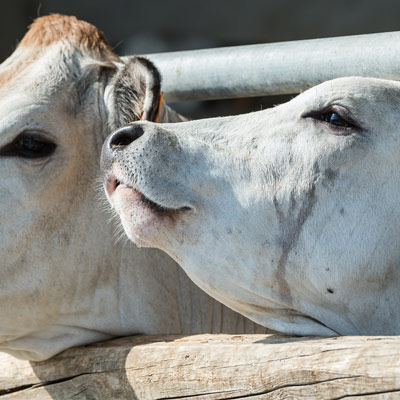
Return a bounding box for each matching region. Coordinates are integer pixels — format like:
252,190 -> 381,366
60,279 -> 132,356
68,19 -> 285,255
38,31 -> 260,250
141,32 -> 400,102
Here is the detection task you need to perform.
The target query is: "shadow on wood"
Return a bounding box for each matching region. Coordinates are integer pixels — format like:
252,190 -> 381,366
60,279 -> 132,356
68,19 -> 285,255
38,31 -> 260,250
1,334 -> 400,399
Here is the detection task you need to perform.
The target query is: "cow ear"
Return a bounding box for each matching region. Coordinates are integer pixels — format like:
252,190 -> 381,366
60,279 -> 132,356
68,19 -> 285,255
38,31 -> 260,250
107,56 -> 162,129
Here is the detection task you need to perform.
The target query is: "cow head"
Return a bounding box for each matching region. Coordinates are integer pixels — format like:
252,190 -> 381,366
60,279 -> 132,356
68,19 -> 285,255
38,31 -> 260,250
0,14 -> 167,360
102,76 -> 400,336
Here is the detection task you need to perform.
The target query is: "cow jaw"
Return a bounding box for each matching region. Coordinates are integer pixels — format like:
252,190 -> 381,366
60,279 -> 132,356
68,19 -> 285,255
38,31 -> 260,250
103,168 -> 193,247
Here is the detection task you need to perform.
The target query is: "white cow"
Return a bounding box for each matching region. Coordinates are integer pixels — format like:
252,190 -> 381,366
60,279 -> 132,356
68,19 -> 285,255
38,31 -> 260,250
103,76 -> 400,336
0,14 -> 263,361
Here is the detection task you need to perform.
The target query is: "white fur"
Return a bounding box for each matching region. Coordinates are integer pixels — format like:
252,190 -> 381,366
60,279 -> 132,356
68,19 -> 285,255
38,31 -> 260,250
0,41 -> 263,361
105,77 -> 400,336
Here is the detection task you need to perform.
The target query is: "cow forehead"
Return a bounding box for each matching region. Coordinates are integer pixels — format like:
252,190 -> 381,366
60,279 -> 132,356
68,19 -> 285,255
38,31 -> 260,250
0,48 -> 75,127
297,77 -> 400,110
0,50 -> 95,149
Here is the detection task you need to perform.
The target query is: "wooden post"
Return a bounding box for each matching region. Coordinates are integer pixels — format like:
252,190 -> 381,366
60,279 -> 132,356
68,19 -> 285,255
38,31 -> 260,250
1,334 -> 400,399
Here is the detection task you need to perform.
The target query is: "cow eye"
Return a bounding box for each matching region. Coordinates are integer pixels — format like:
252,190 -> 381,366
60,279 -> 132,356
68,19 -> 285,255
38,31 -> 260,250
305,110 -> 357,130
315,112 -> 354,128
0,133 -> 56,158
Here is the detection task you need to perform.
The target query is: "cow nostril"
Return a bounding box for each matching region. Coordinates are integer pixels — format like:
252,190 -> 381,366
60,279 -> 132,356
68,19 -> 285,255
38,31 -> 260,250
109,125 -> 144,149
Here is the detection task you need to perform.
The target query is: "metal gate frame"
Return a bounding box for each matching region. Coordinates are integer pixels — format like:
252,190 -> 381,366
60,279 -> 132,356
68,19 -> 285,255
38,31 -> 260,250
137,31 -> 400,102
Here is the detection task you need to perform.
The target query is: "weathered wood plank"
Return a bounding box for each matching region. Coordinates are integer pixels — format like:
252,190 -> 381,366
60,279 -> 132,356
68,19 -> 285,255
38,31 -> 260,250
1,334 -> 400,399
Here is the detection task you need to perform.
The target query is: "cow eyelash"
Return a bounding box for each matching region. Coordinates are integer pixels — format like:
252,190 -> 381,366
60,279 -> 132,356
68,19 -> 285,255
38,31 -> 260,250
0,132 -> 57,159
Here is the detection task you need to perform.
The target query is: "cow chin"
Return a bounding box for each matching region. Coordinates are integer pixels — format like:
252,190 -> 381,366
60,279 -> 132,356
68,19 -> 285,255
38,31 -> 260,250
109,186 -> 160,247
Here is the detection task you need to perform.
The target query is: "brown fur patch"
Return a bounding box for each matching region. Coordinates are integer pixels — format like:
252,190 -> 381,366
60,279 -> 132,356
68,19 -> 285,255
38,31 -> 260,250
0,14 -> 119,89
20,14 -> 118,61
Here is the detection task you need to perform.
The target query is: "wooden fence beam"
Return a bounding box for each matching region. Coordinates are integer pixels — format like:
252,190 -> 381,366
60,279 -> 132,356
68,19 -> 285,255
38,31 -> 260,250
1,334 -> 400,399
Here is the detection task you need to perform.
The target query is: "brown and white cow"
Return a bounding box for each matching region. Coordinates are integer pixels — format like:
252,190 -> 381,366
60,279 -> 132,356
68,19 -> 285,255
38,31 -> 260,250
0,14 -> 263,361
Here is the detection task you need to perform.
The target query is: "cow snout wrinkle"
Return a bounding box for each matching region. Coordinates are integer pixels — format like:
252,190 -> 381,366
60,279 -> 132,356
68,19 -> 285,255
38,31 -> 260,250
108,124 -> 145,149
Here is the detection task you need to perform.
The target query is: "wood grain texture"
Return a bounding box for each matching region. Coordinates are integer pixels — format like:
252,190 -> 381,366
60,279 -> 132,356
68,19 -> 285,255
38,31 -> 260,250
1,334 -> 400,399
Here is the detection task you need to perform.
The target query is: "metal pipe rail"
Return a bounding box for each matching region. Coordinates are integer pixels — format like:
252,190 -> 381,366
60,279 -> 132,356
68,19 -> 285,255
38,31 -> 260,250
142,31 -> 400,102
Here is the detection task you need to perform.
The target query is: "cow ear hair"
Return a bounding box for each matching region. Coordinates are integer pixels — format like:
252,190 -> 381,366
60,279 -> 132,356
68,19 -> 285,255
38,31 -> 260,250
107,56 -> 162,129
